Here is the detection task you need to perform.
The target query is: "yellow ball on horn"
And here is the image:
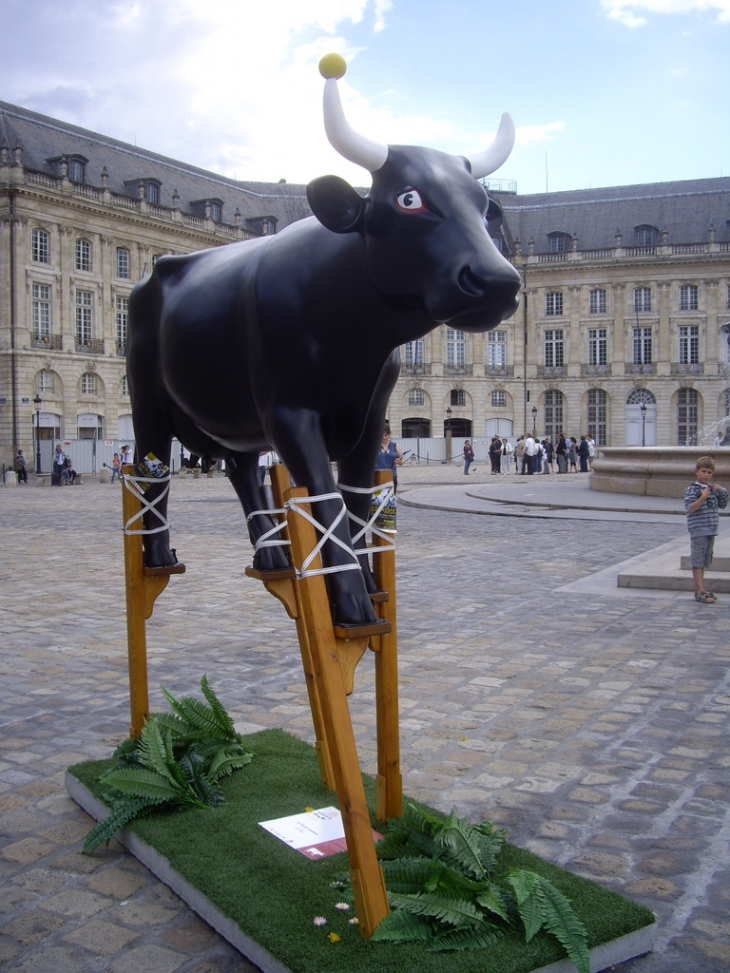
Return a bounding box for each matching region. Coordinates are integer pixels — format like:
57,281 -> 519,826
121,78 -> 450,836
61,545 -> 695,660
319,53 -> 347,80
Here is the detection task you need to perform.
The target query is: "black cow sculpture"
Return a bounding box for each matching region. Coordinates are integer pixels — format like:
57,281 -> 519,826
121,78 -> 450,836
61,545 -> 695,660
127,54 -> 521,627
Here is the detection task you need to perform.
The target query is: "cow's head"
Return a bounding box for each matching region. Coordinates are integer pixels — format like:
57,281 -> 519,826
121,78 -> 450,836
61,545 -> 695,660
307,54 -> 521,332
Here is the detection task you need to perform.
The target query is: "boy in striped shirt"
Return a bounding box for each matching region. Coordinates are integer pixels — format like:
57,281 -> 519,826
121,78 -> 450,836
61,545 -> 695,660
684,456 -> 728,604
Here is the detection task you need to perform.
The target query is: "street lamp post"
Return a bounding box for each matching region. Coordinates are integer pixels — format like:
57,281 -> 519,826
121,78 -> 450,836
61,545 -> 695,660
531,405 -> 537,434
34,395 -> 42,473
445,406 -> 453,463
640,401 -> 647,447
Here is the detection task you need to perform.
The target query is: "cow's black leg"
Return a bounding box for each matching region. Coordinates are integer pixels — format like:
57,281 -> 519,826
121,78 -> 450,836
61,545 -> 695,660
225,451 -> 290,572
270,409 -> 378,626
129,426 -> 178,569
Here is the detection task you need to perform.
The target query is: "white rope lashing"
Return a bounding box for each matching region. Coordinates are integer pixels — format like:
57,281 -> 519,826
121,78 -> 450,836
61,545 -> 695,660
122,473 -> 172,535
285,491 -> 362,580
338,481 -> 396,554
247,508 -> 291,555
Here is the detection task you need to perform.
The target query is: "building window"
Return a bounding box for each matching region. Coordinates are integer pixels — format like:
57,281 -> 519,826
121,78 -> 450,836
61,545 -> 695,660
446,329 -> 465,368
32,228 -> 50,263
488,330 -> 506,368
404,340 -> 424,368
544,329 -> 564,368
69,158 -> 85,183
634,287 -> 651,313
210,201 -> 222,222
38,369 -> 54,393
75,238 -> 91,272
634,226 -> 656,247
81,372 -> 97,395
678,326 -> 699,365
145,182 -> 159,205
589,289 -> 606,314
679,284 -> 698,311
545,292 -> 563,316
678,387 -> 698,446
491,390 -> 506,408
450,389 -> 466,407
548,234 -> 567,252
587,389 -> 607,446
122,375 -> 129,397
32,283 -> 51,340
588,328 -> 607,366
408,389 -> 424,407
544,389 -> 564,442
633,327 -> 652,365
75,290 -> 93,343
116,296 -> 129,352
727,284 -> 730,310
116,247 -> 130,279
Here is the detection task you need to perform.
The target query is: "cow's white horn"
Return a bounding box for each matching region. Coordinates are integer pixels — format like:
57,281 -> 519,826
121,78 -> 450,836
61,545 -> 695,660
467,113 -> 515,180
322,77 -> 388,173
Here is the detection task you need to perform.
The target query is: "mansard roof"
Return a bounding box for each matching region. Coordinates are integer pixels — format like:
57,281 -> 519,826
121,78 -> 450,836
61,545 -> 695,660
0,99 -> 312,230
499,177 -> 730,252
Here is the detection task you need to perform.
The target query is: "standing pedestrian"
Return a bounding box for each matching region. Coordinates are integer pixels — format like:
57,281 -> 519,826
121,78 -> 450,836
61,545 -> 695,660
463,439 -> 475,475
53,444 -> 68,486
556,434 -> 567,474
684,456 -> 728,603
578,436 -> 590,473
375,423 -> 404,493
543,438 -> 553,473
488,437 -> 502,474
15,450 -> 28,483
569,437 -> 578,473
501,438 -> 513,474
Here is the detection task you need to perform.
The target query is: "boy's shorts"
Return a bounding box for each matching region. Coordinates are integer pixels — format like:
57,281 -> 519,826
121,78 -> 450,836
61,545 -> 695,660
690,534 -> 715,569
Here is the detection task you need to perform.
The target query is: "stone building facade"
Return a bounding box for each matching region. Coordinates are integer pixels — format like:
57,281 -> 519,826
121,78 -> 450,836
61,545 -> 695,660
389,178 -> 730,448
2,99 -> 729,471
0,100 -> 311,469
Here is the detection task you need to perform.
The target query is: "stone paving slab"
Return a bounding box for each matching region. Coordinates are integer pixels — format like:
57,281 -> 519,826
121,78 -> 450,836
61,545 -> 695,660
1,473 -> 729,973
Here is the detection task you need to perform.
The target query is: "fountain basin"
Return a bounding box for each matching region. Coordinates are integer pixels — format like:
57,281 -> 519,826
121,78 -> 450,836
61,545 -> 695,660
590,447 -> 730,499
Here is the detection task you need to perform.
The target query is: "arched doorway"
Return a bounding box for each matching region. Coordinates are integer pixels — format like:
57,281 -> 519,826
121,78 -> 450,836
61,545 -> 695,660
625,389 -> 656,446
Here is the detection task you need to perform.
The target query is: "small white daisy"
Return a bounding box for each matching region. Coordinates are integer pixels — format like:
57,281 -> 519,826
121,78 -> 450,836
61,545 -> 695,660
313,916 -> 327,927
334,902 -> 350,911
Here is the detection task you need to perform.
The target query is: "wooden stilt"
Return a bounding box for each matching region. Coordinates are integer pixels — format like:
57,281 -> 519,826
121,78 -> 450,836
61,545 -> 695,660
121,465 -> 185,737
370,471 -> 403,822
245,465 -> 336,791
285,485 -> 390,938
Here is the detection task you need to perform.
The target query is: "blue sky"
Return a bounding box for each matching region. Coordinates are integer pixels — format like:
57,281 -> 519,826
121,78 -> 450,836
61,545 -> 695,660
1,0 -> 728,194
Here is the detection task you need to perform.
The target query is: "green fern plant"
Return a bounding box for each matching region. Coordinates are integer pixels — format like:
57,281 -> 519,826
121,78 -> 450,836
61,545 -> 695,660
370,804 -> 590,973
84,676 -> 253,853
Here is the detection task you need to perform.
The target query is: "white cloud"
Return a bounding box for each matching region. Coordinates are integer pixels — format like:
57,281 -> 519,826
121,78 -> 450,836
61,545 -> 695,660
600,0 -> 730,27
515,122 -> 566,146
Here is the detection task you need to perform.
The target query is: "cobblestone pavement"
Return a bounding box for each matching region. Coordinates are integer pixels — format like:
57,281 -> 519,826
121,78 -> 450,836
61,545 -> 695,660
1,469 -> 728,972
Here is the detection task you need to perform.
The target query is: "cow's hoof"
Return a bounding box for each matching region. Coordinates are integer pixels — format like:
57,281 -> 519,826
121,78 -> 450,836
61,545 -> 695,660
142,539 -> 179,569
253,546 -> 291,573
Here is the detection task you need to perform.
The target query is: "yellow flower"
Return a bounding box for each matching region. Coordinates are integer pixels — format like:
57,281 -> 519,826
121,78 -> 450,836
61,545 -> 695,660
328,932 -> 341,943
305,806 -> 314,813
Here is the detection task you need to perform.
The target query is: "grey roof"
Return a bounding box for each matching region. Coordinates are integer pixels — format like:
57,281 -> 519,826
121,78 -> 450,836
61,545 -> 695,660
0,100 -> 313,230
499,178 -> 730,252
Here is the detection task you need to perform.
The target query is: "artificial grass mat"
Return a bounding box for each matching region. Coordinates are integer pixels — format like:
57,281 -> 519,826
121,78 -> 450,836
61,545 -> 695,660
68,729 -> 655,973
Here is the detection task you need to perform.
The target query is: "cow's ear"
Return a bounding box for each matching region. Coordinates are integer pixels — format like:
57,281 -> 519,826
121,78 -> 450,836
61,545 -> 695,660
307,175 -> 365,234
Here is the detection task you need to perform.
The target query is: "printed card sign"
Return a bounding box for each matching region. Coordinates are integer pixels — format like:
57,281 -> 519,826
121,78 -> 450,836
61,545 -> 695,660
259,807 -> 381,860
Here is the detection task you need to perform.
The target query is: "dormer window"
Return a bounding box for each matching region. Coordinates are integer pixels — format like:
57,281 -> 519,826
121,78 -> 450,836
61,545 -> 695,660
548,232 -> 571,253
210,201 -> 221,223
634,225 -> 658,247
145,181 -> 160,205
69,158 -> 85,184
245,216 -> 278,237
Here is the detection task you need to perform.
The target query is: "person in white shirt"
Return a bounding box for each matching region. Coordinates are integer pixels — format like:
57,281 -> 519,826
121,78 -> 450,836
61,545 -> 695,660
500,438 -> 513,474
524,435 -> 536,475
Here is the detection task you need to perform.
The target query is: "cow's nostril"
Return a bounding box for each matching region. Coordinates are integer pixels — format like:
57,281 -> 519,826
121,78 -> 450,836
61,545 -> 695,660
458,266 -> 486,297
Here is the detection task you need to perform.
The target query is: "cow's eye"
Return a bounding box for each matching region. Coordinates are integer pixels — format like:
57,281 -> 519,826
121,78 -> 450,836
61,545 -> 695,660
396,190 -> 428,213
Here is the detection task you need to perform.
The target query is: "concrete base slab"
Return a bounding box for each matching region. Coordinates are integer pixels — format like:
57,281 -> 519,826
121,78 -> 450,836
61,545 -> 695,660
66,772 -> 657,973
